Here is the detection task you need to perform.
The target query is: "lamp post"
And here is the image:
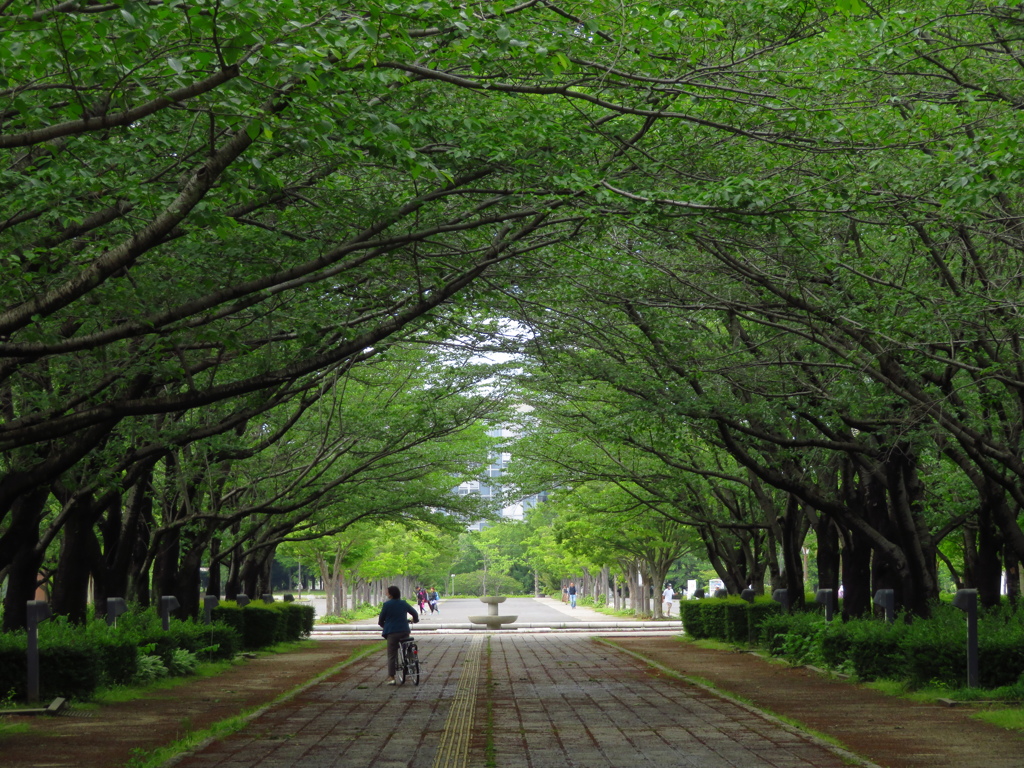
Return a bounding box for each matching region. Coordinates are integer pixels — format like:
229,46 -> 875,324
953,589 -> 979,688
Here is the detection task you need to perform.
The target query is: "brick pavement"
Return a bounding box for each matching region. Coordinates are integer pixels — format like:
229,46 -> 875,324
169,634 -> 871,768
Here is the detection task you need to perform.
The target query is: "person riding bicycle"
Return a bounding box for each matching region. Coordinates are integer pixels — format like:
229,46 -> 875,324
378,585 -> 419,685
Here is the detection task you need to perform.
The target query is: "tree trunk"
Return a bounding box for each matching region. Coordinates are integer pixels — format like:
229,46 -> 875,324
780,495 -> 808,610
816,515 -> 841,594
207,537 -> 222,598
50,491 -> 105,623
224,549 -> 241,600
0,486 -> 52,631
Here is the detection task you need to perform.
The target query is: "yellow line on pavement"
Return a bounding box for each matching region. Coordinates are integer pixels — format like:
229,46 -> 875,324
431,635 -> 484,768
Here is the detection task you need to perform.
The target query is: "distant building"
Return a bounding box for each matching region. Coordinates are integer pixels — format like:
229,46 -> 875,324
455,427 -> 548,530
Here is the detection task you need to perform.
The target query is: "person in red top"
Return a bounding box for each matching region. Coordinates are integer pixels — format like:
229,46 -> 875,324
377,586 -> 419,685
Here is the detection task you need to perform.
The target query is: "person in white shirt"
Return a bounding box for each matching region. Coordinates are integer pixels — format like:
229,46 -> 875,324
662,584 -> 675,617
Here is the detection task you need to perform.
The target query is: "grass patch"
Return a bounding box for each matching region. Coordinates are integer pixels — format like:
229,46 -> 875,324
974,709 -> 1024,731
91,658 -> 243,705
588,604 -> 642,619
689,637 -> 739,652
854,677 -> 1024,732
0,721 -> 31,738
88,640 -> 319,706
123,712 -> 251,768
862,679 -> 940,703
315,605 -> 380,624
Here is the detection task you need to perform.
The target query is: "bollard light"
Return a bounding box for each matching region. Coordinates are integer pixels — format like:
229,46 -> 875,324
105,597 -> 128,627
262,593 -> 274,604
203,594 -> 219,625
873,589 -> 895,623
713,588 -> 728,599
814,589 -> 835,622
236,594 -> 250,607
953,589 -> 979,688
740,589 -> 755,604
160,595 -> 180,631
26,600 -> 52,704
772,588 -> 790,613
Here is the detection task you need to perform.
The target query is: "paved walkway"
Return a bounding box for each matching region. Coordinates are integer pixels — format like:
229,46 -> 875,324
169,634 -> 868,768
313,596 -> 683,635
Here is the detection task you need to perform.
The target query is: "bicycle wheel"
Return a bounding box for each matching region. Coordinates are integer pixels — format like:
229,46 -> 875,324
408,644 -> 420,686
395,643 -> 406,685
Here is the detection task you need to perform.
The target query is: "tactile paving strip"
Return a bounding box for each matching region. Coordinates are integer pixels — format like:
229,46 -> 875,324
430,634 -> 484,768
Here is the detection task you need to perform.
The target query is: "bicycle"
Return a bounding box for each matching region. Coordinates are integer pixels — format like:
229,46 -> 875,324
394,637 -> 420,686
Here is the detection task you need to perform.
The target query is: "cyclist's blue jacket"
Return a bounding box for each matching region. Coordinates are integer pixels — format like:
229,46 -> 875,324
377,598 -> 419,637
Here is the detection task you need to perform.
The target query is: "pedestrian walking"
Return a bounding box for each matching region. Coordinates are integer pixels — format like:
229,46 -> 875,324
568,581 -> 577,608
663,584 -> 675,617
416,587 -> 428,615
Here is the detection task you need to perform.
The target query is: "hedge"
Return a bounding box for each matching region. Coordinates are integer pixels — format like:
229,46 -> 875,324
0,600 -> 311,703
680,596 -> 781,644
211,600 -> 313,650
763,602 -> 1024,688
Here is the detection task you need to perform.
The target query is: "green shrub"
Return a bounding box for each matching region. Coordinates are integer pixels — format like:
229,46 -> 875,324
820,622 -> 855,670
679,599 -> 712,639
210,601 -> 297,650
977,610 -> 1024,689
746,598 -> 783,643
269,602 -> 313,641
38,641 -> 101,700
134,654 -> 169,684
681,596 -> 783,644
721,598 -> 753,643
210,602 -> 246,639
241,603 -> 281,650
759,612 -> 796,656
166,618 -> 242,661
846,619 -> 906,680
773,613 -> 830,666
0,606 -> 249,703
0,631 -> 27,701
91,635 -> 139,686
901,607 -> 966,687
166,648 -> 199,676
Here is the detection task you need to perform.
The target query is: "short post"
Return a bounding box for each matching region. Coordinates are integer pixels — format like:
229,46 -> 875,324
235,594 -> 250,607
873,589 -> 895,623
26,600 -> 51,704
772,588 -> 790,613
160,595 -> 180,631
203,595 -> 219,625
262,594 -> 274,604
105,597 -> 128,627
815,589 -> 835,622
713,588 -> 728,599
740,589 -> 755,604
952,589 -> 979,688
